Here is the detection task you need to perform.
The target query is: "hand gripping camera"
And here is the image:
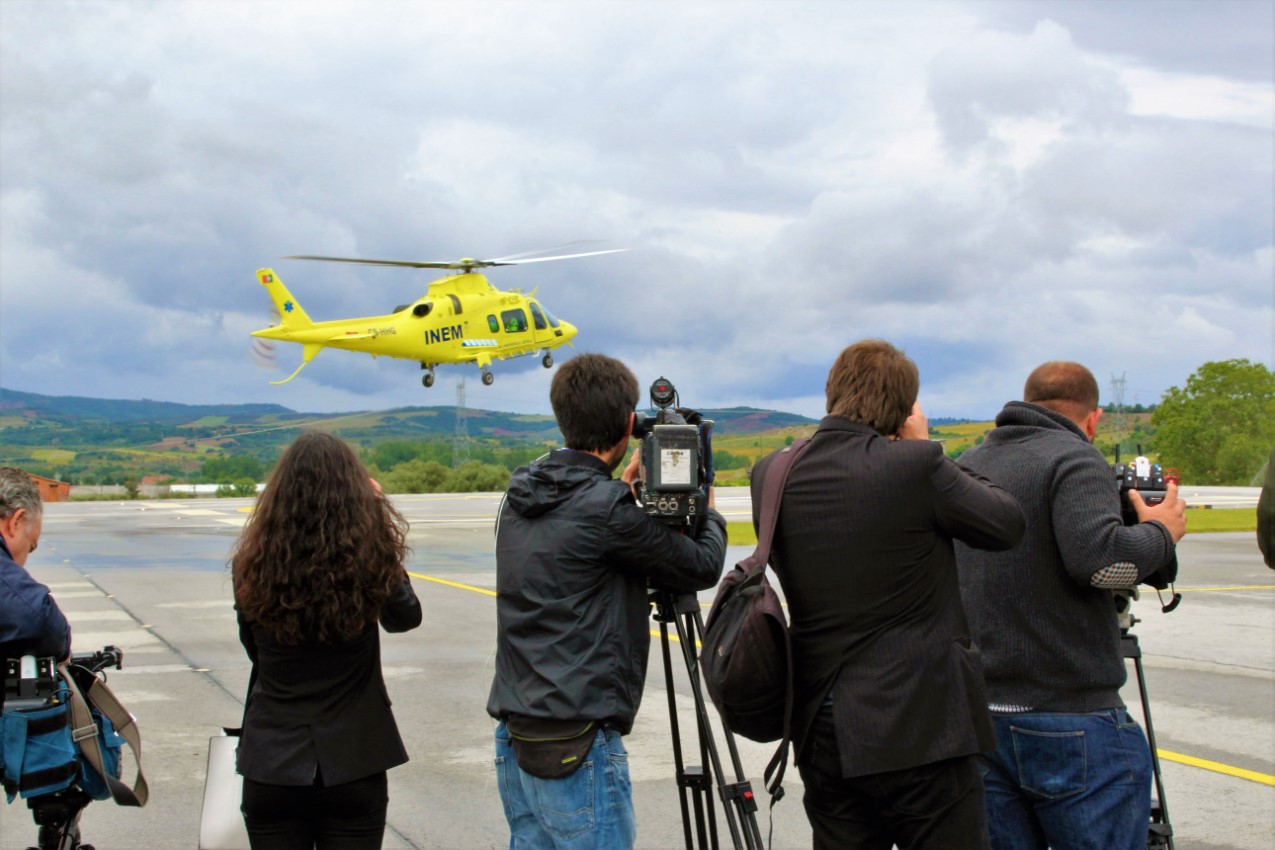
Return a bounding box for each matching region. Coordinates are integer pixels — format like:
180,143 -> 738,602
1112,445 -> 1178,527
1111,446 -> 1182,616
631,377 -> 714,528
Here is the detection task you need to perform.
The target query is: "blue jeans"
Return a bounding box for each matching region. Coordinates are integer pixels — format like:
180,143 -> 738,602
494,721 -> 636,850
982,709 -> 1152,850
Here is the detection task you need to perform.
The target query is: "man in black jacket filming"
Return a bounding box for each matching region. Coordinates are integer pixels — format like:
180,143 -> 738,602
487,353 -> 727,850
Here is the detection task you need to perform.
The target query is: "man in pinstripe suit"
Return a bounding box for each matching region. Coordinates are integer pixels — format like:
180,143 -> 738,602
752,339 -> 1025,850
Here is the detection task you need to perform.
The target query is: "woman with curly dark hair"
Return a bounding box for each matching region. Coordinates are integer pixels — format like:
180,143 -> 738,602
231,431 -> 421,849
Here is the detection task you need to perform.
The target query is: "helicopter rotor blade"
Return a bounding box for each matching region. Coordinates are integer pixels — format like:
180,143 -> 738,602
284,247 -> 628,270
492,248 -> 629,265
486,241 -> 607,263
285,255 -> 474,270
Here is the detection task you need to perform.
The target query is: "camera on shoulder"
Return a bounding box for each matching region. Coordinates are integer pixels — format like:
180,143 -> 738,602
631,377 -> 714,528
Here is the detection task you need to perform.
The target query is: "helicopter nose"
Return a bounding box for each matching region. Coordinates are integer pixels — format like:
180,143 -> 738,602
558,321 -> 578,341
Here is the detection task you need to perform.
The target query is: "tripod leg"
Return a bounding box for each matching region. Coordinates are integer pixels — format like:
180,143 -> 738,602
661,620 -> 697,850
1135,654 -> 1174,850
671,608 -> 753,850
1124,634 -> 1174,850
689,609 -> 766,850
655,591 -> 765,850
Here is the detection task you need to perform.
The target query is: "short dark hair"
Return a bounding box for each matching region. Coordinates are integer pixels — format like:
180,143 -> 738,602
550,354 -> 639,452
825,339 -> 919,436
1024,361 -> 1100,422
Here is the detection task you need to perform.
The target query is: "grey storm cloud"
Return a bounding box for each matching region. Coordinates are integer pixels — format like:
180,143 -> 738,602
0,0 -> 1270,419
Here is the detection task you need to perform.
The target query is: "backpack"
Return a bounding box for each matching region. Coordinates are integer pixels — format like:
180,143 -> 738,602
701,437 -> 809,801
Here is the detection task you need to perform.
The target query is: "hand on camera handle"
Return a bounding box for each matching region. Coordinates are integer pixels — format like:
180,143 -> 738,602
621,446 -> 642,484
1130,480 -> 1188,543
621,445 -> 643,500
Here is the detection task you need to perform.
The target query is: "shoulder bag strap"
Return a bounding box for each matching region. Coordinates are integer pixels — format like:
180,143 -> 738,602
58,660 -> 149,807
750,438 -> 811,812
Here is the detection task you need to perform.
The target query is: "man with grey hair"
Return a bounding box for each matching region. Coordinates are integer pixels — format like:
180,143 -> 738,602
1,467 -> 70,682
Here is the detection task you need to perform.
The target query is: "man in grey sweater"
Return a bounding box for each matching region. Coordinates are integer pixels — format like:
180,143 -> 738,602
955,361 -> 1186,850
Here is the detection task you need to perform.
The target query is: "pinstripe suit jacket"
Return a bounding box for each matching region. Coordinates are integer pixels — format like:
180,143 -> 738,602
752,417 -> 1024,777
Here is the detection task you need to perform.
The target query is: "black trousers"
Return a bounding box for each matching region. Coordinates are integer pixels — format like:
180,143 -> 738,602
798,707 -> 989,850
241,770 -> 388,850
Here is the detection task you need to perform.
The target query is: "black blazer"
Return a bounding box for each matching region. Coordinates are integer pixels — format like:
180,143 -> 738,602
753,417 -> 1024,777
236,577 -> 422,786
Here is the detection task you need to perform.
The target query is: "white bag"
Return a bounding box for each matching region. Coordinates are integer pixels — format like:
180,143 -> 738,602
199,728 -> 250,850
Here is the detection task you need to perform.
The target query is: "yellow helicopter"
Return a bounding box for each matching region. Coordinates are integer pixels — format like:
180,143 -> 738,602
250,247 -> 623,388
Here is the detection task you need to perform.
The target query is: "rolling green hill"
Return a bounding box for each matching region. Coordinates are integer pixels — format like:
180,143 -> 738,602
0,388 -> 817,485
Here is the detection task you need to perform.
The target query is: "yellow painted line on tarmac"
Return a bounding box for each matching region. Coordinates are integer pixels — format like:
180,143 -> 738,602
407,570 -> 1273,783
408,571 -> 496,597
1174,585 -> 1275,592
408,570 -> 687,641
1158,750 -> 1275,786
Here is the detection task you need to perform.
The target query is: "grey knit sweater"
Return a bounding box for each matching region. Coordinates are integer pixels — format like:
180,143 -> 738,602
955,402 -> 1177,712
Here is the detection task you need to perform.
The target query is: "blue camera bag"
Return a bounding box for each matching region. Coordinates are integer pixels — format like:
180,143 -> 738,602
0,688 -> 79,801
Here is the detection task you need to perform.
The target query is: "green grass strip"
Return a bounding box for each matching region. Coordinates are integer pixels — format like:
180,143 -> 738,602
726,522 -> 757,546
1184,506 -> 1257,533
726,509 -> 1256,546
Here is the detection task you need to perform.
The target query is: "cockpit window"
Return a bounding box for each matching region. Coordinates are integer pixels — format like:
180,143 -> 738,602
501,309 -> 528,333
528,302 -> 548,331
542,305 -> 561,328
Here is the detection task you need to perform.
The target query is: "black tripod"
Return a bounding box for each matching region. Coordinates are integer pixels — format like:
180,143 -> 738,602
652,590 -> 765,850
25,787 -> 95,850
1116,595 -> 1174,850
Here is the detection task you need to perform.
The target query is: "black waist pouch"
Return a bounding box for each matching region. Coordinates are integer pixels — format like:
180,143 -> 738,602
506,716 -> 596,779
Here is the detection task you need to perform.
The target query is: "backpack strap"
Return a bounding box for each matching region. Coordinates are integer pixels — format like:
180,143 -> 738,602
749,438 -> 811,811
59,660 -> 149,807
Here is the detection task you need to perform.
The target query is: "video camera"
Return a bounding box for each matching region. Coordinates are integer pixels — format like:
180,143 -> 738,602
1113,446 -> 1177,527
1111,446 -> 1181,616
631,377 -> 714,528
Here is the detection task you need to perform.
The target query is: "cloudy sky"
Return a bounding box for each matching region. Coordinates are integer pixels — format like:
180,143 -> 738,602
2,0 -> 1271,421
